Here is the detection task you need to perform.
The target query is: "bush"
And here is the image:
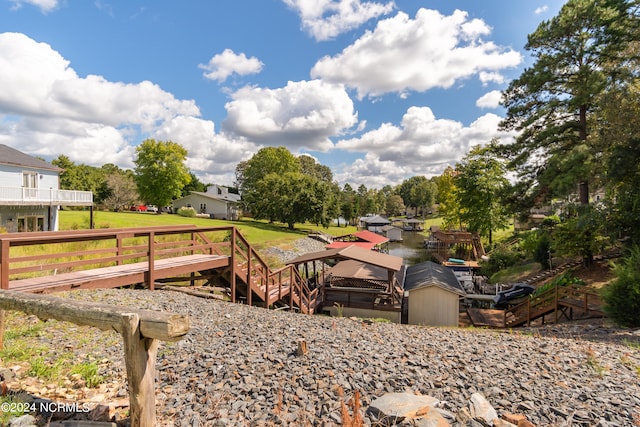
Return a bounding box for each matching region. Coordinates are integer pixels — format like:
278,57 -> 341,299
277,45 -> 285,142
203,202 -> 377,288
177,206 -> 197,217
479,249 -> 522,278
603,246 -> 640,328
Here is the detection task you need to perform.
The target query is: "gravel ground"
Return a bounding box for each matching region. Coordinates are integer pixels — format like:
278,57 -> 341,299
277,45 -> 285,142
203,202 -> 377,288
3,238 -> 640,426
5,286 -> 637,427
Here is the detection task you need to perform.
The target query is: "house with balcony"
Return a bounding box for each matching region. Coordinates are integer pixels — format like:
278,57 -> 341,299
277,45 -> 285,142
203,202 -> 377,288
0,144 -> 93,232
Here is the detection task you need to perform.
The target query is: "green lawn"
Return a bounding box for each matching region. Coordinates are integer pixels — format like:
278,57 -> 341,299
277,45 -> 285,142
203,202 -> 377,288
60,210 -> 357,251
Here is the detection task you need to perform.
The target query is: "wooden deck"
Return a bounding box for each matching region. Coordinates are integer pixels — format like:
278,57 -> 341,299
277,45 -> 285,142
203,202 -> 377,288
0,225 -> 319,314
8,254 -> 228,293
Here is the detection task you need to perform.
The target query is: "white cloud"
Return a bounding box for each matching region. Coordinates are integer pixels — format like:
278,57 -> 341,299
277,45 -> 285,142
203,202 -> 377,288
222,80 -> 358,152
535,5 -> 549,14
153,115 -> 259,184
283,0 -> 395,41
0,32 -> 214,172
479,71 -> 505,85
335,107 -> 515,186
8,0 -> 57,13
311,8 -> 523,99
199,49 -> 264,83
476,90 -> 502,109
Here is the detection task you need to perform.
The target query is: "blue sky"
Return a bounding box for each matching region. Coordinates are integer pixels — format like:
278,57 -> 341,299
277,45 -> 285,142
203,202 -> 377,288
0,0 -> 565,188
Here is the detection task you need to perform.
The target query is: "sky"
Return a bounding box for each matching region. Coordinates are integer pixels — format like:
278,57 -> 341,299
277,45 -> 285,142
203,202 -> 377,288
0,0 -> 566,189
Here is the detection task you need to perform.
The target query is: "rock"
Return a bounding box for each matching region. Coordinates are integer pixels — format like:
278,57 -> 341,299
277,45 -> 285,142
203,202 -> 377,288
367,392 -> 440,423
469,393 -> 498,424
9,415 -> 37,427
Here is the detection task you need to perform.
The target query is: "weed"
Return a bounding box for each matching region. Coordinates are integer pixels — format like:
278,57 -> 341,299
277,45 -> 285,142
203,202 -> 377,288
4,323 -> 44,340
334,302 -> 344,318
27,357 -> 62,380
70,361 -> 105,388
0,341 -> 48,362
585,346 -> 608,377
623,339 -> 640,350
0,394 -> 28,424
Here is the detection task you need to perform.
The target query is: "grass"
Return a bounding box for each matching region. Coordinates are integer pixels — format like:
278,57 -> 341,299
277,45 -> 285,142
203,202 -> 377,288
490,261 -> 542,283
0,395 -> 29,424
61,210 -> 357,251
70,361 -> 105,388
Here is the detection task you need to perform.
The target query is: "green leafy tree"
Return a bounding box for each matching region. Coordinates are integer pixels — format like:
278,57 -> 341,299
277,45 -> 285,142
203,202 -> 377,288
499,0 -> 638,207
397,176 -> 429,215
603,246 -> 640,327
181,172 -> 207,197
455,142 -> 511,246
236,147 -> 300,220
385,194 -> 405,217
437,166 -> 463,230
341,184 -> 356,226
299,154 -> 333,182
133,139 -> 191,210
410,178 -> 437,218
552,204 -> 608,265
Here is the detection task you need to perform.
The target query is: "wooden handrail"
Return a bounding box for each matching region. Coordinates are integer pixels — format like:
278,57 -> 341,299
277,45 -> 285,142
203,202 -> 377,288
0,290 -> 189,427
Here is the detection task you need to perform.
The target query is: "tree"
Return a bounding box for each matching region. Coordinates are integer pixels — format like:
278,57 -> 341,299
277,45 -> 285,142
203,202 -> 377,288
341,184 -> 356,226
603,245 -> 640,327
410,179 -> 437,218
181,172 -> 207,197
134,139 -> 191,210
455,142 -> 511,246
499,0 -> 639,207
236,147 -> 300,220
385,194 -> 405,217
436,167 -> 462,230
397,176 -> 429,214
102,172 -> 139,211
299,154 -> 333,182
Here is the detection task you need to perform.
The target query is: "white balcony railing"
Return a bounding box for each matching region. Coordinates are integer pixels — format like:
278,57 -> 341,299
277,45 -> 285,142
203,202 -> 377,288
0,186 -> 93,206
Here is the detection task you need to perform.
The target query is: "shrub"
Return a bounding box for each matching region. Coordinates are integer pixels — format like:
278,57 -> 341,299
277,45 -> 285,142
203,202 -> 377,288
177,206 -> 197,217
603,246 -> 640,328
479,249 -> 522,278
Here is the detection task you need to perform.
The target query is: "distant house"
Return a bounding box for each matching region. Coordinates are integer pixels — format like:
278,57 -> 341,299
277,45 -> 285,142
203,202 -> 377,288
172,184 -> 241,220
403,261 -> 466,327
0,144 -> 93,232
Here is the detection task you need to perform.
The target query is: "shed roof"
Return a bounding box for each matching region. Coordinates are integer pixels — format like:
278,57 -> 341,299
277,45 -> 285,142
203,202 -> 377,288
327,260 -> 388,280
287,244 -> 403,272
0,144 -> 60,171
174,191 -> 240,204
404,261 -> 465,295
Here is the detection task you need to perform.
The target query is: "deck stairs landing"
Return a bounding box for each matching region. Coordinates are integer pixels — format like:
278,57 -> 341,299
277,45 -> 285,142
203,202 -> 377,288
467,284 -> 604,328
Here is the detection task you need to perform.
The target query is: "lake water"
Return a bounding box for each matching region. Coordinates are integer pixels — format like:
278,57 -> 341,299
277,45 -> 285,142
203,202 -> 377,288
388,231 -> 432,265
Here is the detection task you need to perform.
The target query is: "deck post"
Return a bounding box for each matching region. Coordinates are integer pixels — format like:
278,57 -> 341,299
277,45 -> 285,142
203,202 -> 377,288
148,232 -> 155,291
121,313 -> 159,427
230,228 -> 236,303
1,240 -> 9,290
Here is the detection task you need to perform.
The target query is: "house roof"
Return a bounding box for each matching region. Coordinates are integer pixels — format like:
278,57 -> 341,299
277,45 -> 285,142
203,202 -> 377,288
404,261 -> 465,295
174,191 -> 240,204
360,215 -> 391,225
0,144 -> 61,172
287,244 -> 403,272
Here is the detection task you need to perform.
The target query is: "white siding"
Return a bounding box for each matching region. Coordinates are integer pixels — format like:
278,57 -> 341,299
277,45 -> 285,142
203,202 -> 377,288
408,286 -> 460,327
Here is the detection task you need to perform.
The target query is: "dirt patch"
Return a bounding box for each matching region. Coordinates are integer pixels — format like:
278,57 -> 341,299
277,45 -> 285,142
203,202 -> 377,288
569,259 -> 616,288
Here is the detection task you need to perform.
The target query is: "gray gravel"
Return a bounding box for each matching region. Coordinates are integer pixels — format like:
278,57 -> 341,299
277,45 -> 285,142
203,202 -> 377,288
49,287 -> 640,427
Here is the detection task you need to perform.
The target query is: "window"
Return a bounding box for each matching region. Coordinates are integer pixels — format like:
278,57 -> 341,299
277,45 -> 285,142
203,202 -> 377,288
22,172 -> 38,198
199,203 -> 207,213
17,216 -> 44,232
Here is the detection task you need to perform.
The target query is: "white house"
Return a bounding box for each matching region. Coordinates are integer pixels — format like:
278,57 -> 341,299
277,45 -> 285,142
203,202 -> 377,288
172,184 -> 241,220
0,144 -> 93,232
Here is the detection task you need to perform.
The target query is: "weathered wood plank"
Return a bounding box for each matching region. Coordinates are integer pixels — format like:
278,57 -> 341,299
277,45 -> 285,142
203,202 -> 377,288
0,290 -> 189,341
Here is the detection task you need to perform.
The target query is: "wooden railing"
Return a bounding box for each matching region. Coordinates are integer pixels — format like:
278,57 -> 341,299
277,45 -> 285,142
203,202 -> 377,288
0,225 -> 319,314
0,225 -> 235,290
504,284 -> 604,327
0,290 -> 189,427
229,228 -> 317,313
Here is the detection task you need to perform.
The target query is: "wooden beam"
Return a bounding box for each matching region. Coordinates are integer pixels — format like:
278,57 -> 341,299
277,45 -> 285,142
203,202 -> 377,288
0,290 -> 189,341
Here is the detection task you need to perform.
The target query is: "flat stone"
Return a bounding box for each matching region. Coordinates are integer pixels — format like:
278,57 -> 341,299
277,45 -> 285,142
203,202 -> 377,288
368,392 -> 440,422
